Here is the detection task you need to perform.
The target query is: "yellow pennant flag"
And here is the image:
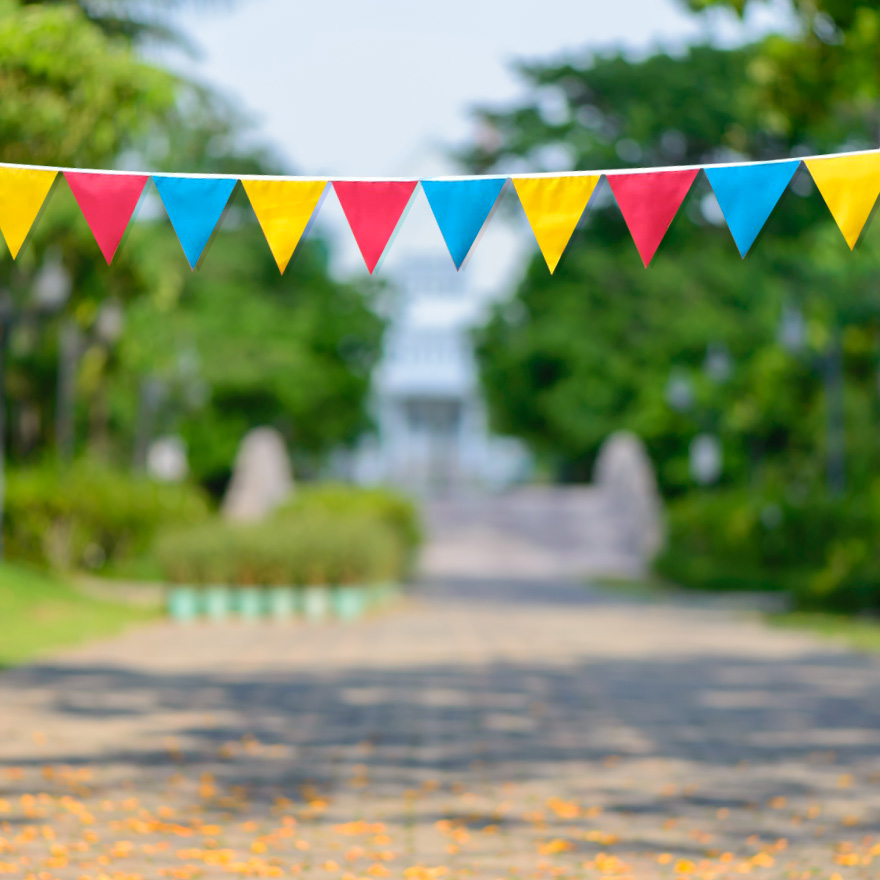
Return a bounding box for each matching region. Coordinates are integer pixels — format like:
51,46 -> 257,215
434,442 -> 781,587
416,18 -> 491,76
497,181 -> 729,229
513,175 -> 600,272
806,153 -> 880,249
0,168 -> 57,258
242,179 -> 327,272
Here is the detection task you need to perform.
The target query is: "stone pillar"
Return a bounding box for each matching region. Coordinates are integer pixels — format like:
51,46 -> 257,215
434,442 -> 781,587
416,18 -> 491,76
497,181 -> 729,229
593,431 -> 665,569
222,427 -> 294,523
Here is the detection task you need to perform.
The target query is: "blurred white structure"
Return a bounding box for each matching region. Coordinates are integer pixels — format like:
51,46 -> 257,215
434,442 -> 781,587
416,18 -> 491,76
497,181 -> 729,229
351,257 -> 530,495
223,427 -> 295,521
146,435 -> 189,483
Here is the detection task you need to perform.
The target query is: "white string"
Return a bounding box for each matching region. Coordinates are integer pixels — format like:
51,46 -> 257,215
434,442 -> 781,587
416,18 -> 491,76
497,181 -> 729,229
0,146 -> 877,182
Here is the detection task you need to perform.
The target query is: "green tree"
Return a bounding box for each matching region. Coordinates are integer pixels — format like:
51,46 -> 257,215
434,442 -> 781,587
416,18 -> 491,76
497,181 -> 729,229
464,42 -> 880,493
0,1 -> 177,167
116,203 -> 384,492
465,27 -> 880,609
0,0 -> 383,487
468,47 -> 813,483
683,0 -> 880,142
0,0 -> 180,466
21,0 -> 219,48
98,115 -> 385,489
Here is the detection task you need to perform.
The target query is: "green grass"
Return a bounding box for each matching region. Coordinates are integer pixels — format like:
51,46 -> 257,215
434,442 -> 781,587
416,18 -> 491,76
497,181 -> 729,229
766,611 -> 880,653
593,576 -> 669,598
0,563 -> 158,667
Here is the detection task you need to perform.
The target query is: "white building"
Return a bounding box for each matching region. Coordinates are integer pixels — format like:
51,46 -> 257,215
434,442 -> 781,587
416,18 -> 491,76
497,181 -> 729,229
351,257 -> 530,495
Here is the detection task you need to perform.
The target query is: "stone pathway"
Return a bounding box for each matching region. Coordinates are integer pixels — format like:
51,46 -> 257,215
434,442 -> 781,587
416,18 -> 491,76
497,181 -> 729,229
422,488 -> 645,580
1,572 -> 880,879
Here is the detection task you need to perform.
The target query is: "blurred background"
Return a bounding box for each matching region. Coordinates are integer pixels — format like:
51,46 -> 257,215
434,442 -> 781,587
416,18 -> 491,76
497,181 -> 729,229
3,0 -> 880,641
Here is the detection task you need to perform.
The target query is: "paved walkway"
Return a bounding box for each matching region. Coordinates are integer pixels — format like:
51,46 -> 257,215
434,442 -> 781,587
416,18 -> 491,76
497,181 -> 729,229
1,572 -> 880,879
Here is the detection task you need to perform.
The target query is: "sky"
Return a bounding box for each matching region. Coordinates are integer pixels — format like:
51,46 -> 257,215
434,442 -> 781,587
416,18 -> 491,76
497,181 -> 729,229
169,0 -> 789,287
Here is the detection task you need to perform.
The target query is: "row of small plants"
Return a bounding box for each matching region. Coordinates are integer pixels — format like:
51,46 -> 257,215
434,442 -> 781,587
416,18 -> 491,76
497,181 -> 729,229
4,461 -> 422,622
155,513 -> 403,587
164,581 -> 402,623
155,510 -> 411,622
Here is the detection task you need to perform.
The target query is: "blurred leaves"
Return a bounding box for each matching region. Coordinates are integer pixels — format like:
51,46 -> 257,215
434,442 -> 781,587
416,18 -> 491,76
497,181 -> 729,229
465,33 -> 880,494
0,1 -> 177,167
0,0 -> 381,489
20,0 -> 229,52
115,196 -> 384,488
460,46 -> 788,174
682,0 -> 880,143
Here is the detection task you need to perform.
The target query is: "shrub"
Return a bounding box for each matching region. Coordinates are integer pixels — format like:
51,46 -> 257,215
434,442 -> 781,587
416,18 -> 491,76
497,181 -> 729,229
5,460 -> 210,572
280,483 -> 422,570
154,511 -> 403,587
655,486 -> 880,612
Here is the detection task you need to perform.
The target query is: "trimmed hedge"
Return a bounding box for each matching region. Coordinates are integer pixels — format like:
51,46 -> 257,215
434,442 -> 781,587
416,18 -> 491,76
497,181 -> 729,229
155,512 -> 403,587
5,460 -> 210,572
280,483 -> 422,560
655,487 -> 880,613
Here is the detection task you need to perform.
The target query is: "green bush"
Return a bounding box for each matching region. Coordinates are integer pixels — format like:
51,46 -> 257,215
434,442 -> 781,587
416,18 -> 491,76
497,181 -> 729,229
655,550 -> 792,595
5,460 -> 210,572
154,512 -> 403,587
280,483 -> 422,568
655,487 -> 880,612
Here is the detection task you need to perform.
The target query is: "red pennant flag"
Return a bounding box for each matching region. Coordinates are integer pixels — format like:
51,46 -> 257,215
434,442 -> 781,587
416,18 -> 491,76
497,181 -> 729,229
332,180 -> 417,273
606,169 -> 698,266
64,171 -> 149,263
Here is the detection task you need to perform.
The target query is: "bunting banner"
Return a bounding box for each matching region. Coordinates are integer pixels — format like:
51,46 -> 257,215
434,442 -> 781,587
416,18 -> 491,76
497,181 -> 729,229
513,175 -> 600,272
242,179 -> 327,273
64,171 -> 149,264
0,167 -> 57,259
422,178 -> 506,269
607,169 -> 698,267
0,148 -> 878,271
805,153 -> 880,249
332,180 -> 418,273
153,176 -> 238,269
705,161 -> 800,257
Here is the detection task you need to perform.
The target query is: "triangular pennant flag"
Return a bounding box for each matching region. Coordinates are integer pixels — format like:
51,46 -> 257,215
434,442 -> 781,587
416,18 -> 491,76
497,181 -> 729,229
332,180 -> 417,273
705,161 -> 799,257
0,168 -> 57,259
805,153 -> 880,249
153,176 -> 238,269
606,169 -> 698,266
242,179 -> 327,272
513,176 -> 600,272
64,171 -> 149,264
421,178 -> 506,268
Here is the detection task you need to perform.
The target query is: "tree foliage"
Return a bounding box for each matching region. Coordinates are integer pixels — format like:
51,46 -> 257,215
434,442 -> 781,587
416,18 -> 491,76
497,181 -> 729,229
0,0 -> 177,167
21,0 -> 217,49
683,0 -> 880,142
116,202 -> 383,490
0,0 -> 383,487
464,9 -> 880,606
464,42 -> 880,492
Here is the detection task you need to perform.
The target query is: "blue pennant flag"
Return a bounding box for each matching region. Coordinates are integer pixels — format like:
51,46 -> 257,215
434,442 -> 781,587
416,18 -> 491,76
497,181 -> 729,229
705,161 -> 800,257
153,176 -> 238,268
422,178 -> 507,268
